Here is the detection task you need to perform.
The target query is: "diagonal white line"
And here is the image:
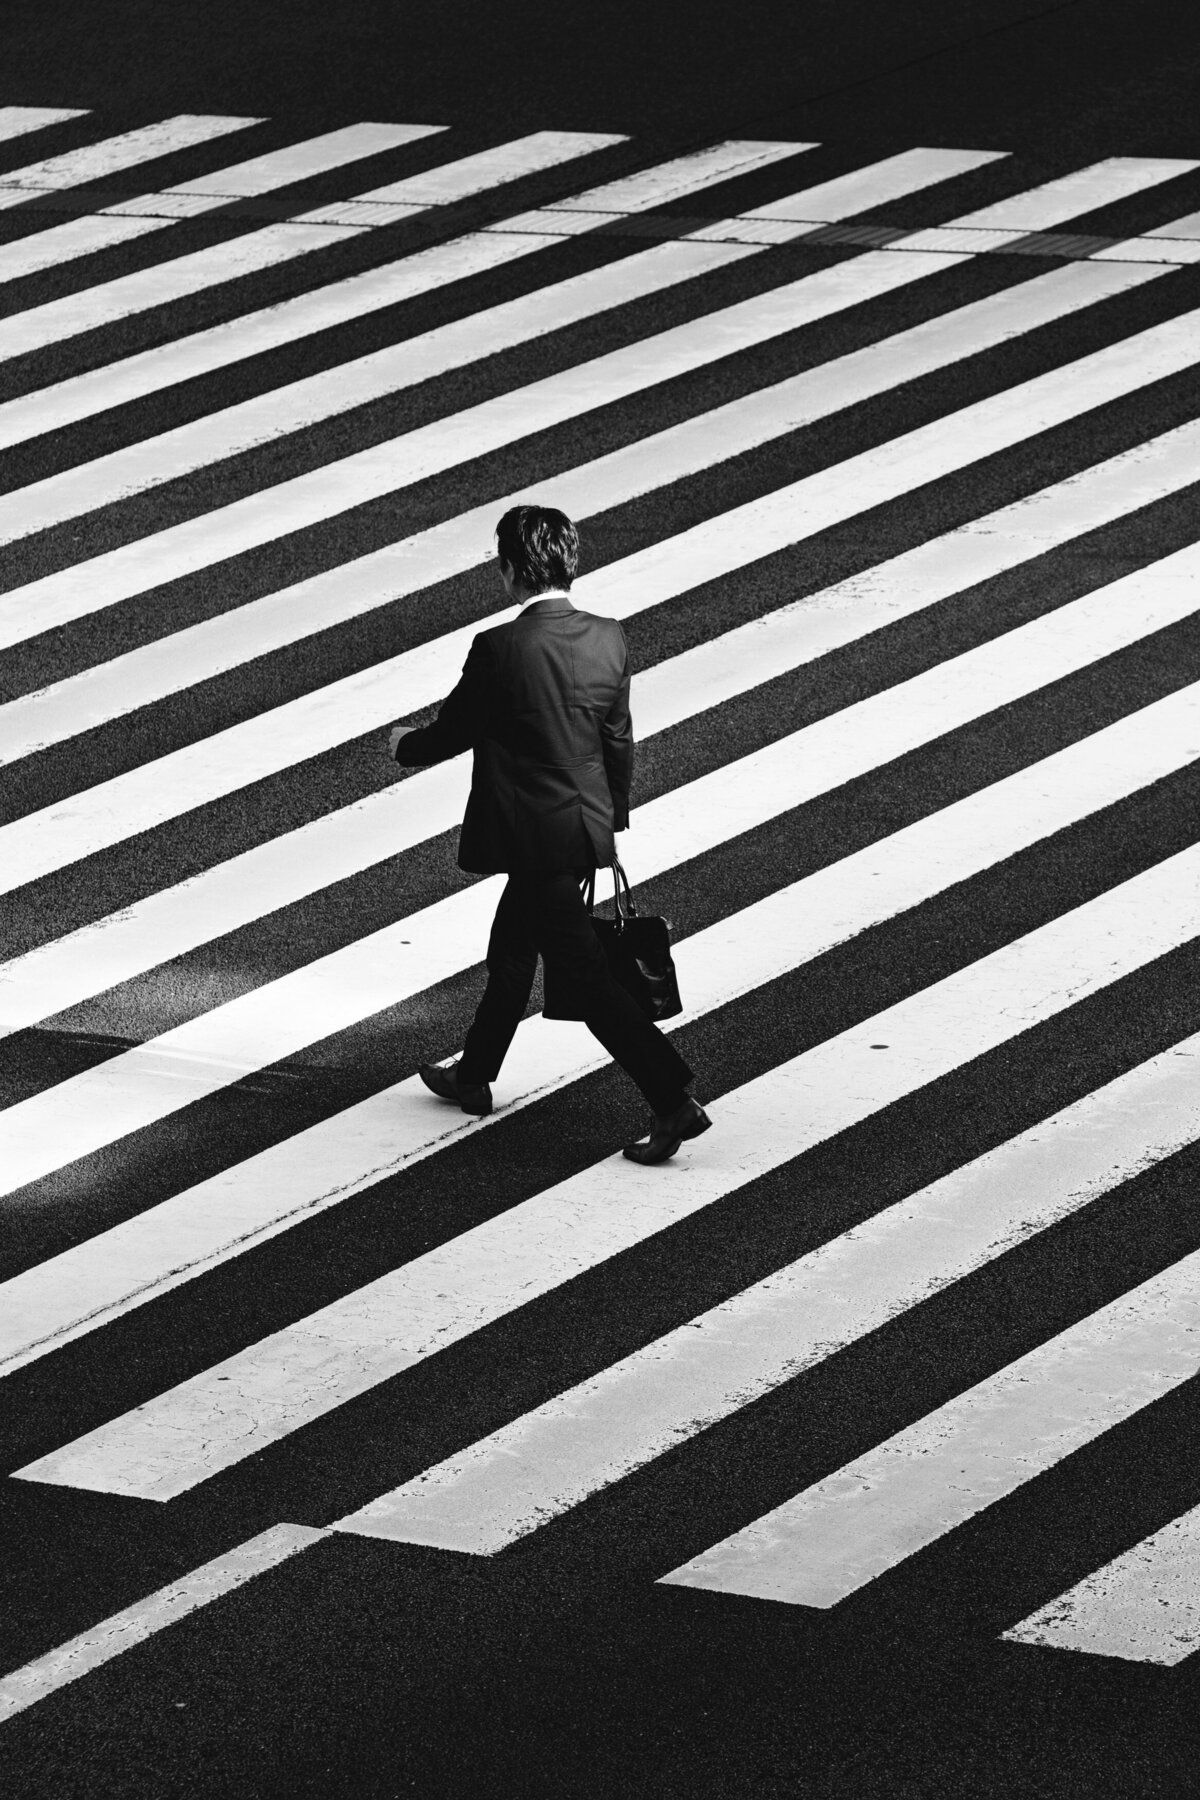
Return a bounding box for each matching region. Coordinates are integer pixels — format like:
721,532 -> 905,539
0,114 -> 267,209
0,1524 -> 326,1724
1003,1504 -> 1200,1665
0,147 -> 1004,450
0,107 -> 90,143
894,154 -> 1200,250
0,418 -> 1196,1044
663,1250 -> 1200,1609
0,121 -> 451,283
15,775 -> 1200,1500
0,279 -> 1191,892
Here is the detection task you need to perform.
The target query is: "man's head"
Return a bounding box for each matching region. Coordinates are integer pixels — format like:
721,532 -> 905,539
495,504 -> 580,599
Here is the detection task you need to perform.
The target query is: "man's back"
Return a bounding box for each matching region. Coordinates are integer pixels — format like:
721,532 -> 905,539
392,594 -> 633,875
464,597 -> 632,875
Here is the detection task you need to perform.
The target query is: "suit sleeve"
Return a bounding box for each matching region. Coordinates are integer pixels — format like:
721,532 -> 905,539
392,635 -> 495,766
600,627 -> 634,830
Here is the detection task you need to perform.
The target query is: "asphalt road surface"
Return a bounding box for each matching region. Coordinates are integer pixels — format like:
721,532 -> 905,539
3,3 -> 1200,1794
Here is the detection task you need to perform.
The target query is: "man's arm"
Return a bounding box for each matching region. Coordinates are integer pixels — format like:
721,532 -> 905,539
388,636 -> 494,767
600,629 -> 634,830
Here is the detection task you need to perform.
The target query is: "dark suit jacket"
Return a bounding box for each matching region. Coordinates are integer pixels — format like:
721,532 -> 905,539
393,595 -> 633,875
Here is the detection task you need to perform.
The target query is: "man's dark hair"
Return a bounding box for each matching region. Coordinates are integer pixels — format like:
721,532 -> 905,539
495,504 -> 580,594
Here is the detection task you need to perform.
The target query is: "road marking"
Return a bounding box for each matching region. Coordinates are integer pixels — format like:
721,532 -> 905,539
0,114 -> 267,211
0,253 -> 1158,612
0,147 -> 1002,451
0,253 -> 1156,688
0,280 -> 1192,888
1003,1506 -> 1200,1665
16,811 -> 1200,1501
294,128 -> 626,222
0,1525 -> 326,1725
0,138 -> 806,364
895,156 -> 1200,254
2,608 -> 1197,1373
0,417 -> 1195,1044
0,121 -> 450,284
0,124 -> 470,345
0,106 -> 90,142
1,525 -> 1197,1190
662,1250 -> 1200,1609
1,187 -> 1081,556
337,1025 -> 1200,1553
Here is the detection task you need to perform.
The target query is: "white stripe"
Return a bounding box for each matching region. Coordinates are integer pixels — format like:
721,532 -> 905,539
693,147 -> 1006,230
17,804 -> 1200,1501
0,277 -> 1189,886
338,1028 -> 1200,1554
0,1525 -> 325,1724
0,420 -> 1194,1046
0,239 -> 1151,586
298,128 -> 625,219
149,122 -> 441,199
0,212 -> 198,283
0,138 -> 805,363
0,121 -> 448,284
518,139 -> 813,215
0,114 -> 266,208
663,1249 -> 1200,1609
0,146 -> 991,449
896,155 -> 1200,252
1003,1505 -> 1200,1665
1141,208 -> 1200,239
1,531 -> 1197,1192
1,677 -> 1196,1381
0,107 -> 90,142
1093,232 -> 1200,266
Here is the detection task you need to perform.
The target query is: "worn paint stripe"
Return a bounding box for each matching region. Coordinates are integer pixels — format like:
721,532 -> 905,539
1003,1506 -> 1200,1666
0,1526 -> 326,1724
664,1252 -> 1200,1609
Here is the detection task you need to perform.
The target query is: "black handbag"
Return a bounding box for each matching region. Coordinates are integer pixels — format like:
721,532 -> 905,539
543,855 -> 683,1023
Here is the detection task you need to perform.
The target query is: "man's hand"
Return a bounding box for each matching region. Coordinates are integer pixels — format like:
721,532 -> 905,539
388,724 -> 417,760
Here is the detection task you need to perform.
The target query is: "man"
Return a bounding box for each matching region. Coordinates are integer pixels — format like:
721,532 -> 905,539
388,503 -> 710,1165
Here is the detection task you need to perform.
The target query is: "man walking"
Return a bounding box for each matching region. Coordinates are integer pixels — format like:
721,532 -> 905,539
388,504 -> 710,1165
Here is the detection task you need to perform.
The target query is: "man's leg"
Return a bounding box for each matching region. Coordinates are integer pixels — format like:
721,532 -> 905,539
456,877 -> 540,1085
531,869 -> 694,1116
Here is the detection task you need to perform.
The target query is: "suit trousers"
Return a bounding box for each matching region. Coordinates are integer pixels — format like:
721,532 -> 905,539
457,868 -> 694,1116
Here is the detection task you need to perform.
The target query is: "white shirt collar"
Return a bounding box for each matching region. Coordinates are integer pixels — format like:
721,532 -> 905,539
518,588 -> 570,613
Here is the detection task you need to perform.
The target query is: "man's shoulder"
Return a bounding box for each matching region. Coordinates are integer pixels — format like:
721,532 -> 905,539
566,607 -> 626,648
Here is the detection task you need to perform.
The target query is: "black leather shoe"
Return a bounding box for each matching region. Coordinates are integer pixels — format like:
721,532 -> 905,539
623,1097 -> 712,1165
419,1060 -> 493,1117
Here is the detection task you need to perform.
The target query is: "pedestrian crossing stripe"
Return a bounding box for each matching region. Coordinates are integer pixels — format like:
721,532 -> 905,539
2,110 -> 1200,1710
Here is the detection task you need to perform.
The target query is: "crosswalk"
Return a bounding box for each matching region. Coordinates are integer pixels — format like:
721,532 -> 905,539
3,106 -> 1200,1724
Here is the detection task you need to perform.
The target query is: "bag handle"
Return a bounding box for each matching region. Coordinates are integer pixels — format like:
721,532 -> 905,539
581,855 -> 637,926
610,853 -> 637,924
